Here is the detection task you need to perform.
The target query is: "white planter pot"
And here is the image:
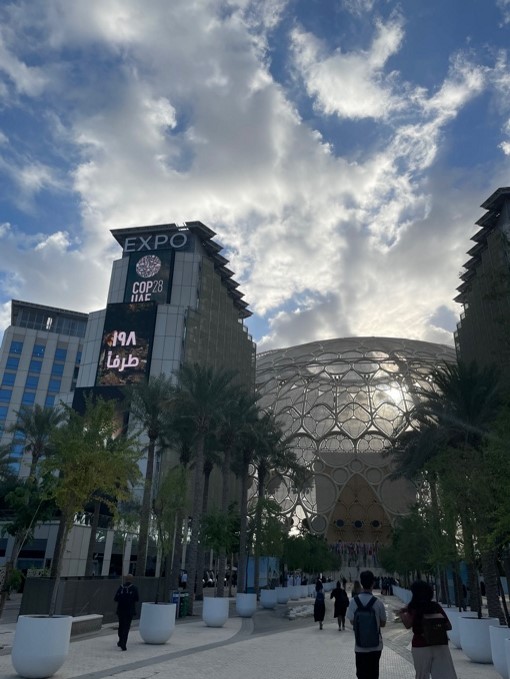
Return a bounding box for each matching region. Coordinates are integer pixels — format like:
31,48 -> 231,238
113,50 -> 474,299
459,616 -> 500,663
276,587 -> 289,604
300,585 -> 308,598
291,585 -> 301,600
308,584 -> 315,597
260,589 -> 278,609
505,639 -> 510,679
490,624 -> 510,679
139,602 -> 176,644
446,610 -> 478,648
202,597 -> 229,627
12,615 -> 72,679
236,593 -> 257,617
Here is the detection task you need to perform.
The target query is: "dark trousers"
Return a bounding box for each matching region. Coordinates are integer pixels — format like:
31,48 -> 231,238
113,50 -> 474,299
118,614 -> 133,649
355,650 -> 382,679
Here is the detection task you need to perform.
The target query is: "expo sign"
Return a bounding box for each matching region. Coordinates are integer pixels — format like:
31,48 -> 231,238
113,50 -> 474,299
123,232 -> 189,253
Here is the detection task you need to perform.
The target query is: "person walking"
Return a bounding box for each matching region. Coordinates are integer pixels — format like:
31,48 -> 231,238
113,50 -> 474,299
347,570 -> 386,679
397,580 -> 457,679
330,580 -> 349,630
314,578 -> 326,630
114,573 -> 139,651
351,580 -> 362,597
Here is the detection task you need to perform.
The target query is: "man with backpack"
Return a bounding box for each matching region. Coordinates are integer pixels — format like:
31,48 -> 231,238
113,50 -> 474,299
347,570 -> 387,679
114,573 -> 139,651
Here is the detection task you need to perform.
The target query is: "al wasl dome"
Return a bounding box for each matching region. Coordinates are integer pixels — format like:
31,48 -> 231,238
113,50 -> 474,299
255,337 -> 456,569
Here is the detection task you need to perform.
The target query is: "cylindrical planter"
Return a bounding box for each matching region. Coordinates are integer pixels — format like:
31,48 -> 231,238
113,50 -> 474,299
446,610 -> 478,648
505,639 -> 510,679
459,616 -> 500,663
308,584 -> 315,597
236,593 -> 257,617
300,585 -> 308,598
202,597 -> 229,627
12,615 -> 72,679
489,624 -> 510,679
260,589 -> 278,609
139,602 -> 176,644
289,585 -> 300,600
276,587 -> 289,604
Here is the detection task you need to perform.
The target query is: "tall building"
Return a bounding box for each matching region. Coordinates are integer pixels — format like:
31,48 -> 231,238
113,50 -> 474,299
0,222 -> 255,575
0,300 -> 87,476
455,187 -> 510,383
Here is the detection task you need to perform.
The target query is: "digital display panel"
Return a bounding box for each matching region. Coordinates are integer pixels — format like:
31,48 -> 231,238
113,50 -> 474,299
124,250 -> 174,304
95,303 -> 157,387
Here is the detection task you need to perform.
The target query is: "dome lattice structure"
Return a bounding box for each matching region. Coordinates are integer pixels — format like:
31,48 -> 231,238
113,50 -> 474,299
255,337 -> 456,562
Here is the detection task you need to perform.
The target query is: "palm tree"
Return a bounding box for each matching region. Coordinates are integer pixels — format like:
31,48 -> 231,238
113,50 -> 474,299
214,388 -> 258,597
250,411 -> 306,596
0,405 -> 64,616
45,397 -> 141,615
173,363 -> 236,612
127,374 -> 175,576
391,360 -> 503,619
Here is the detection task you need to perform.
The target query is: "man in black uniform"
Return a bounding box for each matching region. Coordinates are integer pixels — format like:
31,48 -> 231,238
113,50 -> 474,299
114,573 -> 139,650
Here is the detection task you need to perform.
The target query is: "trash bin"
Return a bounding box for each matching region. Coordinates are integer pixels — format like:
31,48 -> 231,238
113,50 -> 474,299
172,591 -> 181,618
179,591 -> 190,617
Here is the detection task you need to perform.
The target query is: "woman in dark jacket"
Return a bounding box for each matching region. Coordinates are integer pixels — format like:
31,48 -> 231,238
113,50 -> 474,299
398,580 -> 457,679
314,579 -> 326,630
330,580 -> 349,630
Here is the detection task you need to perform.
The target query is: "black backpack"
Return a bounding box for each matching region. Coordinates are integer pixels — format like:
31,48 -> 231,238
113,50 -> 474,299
353,595 -> 380,648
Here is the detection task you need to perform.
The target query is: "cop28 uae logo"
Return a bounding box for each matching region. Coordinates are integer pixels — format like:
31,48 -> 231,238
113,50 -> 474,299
135,255 -> 162,278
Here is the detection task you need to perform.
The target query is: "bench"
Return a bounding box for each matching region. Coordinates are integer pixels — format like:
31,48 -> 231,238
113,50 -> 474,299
71,614 -> 103,636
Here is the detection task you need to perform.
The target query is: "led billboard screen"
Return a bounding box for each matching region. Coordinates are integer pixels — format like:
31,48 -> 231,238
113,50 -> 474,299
124,250 -> 174,304
95,303 -> 157,386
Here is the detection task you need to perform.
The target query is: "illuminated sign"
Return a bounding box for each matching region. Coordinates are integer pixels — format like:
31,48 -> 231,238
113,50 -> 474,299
124,250 -> 173,304
123,231 -> 190,253
95,303 -> 156,386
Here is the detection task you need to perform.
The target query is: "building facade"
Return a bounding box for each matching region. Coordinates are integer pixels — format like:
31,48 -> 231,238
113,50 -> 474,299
455,187 -> 510,383
0,222 -> 255,576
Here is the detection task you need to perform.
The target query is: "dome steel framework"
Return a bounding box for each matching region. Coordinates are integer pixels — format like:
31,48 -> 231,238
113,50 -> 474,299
255,337 -> 456,552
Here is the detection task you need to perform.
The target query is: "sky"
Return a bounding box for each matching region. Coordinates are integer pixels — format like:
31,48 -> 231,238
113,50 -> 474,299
0,0 -> 510,353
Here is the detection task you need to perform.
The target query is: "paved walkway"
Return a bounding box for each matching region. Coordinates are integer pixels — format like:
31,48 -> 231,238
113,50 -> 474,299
0,594 -> 502,679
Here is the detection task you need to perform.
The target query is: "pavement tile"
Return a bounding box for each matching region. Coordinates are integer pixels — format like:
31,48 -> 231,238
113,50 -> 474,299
0,594 -> 505,679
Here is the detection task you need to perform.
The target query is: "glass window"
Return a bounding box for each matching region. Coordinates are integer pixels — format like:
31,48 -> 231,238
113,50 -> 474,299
51,363 -> 64,376
11,442 -> 25,457
6,357 -> 19,370
9,341 -> 23,354
48,379 -> 61,393
0,389 -> 12,403
32,344 -> 45,357
29,360 -> 42,373
55,348 -> 67,361
2,372 -> 15,386
22,392 -> 35,405
0,406 -> 8,418
76,351 -> 82,364
26,375 -> 39,389
45,395 -> 55,407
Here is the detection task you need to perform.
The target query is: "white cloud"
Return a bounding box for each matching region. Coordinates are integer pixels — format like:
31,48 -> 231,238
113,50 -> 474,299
291,15 -> 405,120
0,0 -> 509,357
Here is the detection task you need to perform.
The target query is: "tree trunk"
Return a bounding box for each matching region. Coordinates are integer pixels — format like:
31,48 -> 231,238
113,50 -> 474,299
237,462 -> 250,594
49,520 -> 71,616
194,461 -> 212,602
50,516 -> 66,577
481,548 -> 505,623
186,433 -> 206,615
137,438 -> 156,576
216,446 -> 232,599
85,500 -> 101,577
460,515 -> 480,613
253,469 -> 266,598
170,514 -> 184,591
